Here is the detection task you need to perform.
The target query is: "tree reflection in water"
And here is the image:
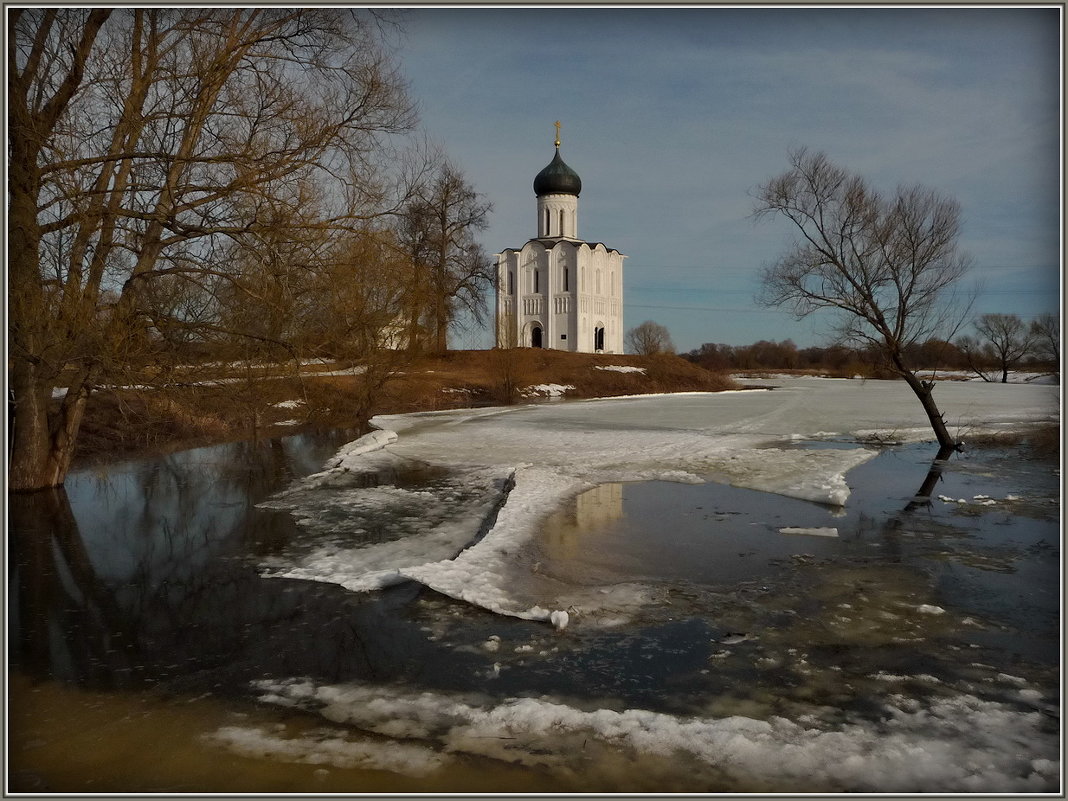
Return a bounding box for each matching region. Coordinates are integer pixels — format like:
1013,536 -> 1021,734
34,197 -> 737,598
8,430 -> 459,697
903,444 -> 958,512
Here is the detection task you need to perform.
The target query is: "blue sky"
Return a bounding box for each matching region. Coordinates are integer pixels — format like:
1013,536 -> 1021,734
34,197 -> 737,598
393,7 -> 1061,353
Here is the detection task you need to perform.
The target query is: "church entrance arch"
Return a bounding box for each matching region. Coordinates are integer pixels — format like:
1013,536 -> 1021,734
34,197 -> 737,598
594,325 -> 605,352
531,325 -> 543,348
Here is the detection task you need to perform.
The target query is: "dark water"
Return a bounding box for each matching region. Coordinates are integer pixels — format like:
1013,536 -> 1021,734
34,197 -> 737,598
8,430 -> 499,699
526,440 -> 1060,720
7,431 -> 1061,792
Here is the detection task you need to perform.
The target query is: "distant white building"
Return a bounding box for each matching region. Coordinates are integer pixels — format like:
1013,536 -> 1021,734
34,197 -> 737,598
495,126 -> 625,353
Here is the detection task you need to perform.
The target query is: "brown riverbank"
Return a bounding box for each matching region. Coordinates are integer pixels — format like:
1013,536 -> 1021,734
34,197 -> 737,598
71,349 -> 737,468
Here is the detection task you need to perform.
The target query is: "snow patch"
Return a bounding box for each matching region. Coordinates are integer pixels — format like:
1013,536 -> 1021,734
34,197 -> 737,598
596,365 -> 647,374
779,527 -> 839,538
322,429 -> 399,471
522,383 -> 574,398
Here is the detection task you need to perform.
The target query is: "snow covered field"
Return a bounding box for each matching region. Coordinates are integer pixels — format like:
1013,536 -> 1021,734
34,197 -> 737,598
243,377 -> 1059,792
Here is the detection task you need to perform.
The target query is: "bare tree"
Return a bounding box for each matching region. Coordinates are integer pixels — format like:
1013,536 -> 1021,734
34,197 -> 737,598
9,9 -> 416,490
1030,313 -> 1060,370
625,321 -> 675,356
754,147 -> 972,451
398,159 -> 494,353
957,313 -> 1036,383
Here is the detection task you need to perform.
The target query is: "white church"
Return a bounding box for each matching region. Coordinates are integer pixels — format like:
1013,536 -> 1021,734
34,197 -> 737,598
495,125 -> 625,353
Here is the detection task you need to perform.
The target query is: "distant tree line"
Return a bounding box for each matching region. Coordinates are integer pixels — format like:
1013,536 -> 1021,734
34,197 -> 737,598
684,313 -> 1058,379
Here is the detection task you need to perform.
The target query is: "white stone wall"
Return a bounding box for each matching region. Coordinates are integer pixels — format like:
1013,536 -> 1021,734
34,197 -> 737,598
536,193 -> 579,239
496,162 -> 623,353
496,241 -> 624,354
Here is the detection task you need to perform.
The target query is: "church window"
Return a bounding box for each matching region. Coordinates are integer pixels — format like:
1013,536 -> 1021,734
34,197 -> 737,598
559,209 -> 565,236
534,269 -> 539,293
563,264 -> 569,292
544,209 -> 550,236
508,271 -> 514,295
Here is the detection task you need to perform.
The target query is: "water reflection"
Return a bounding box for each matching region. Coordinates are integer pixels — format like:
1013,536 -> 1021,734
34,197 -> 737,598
543,483 -> 624,562
7,430 -> 463,694
903,444 -> 958,512
10,488 -> 142,687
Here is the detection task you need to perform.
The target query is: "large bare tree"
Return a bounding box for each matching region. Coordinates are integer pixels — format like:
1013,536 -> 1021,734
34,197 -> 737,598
9,9 -> 416,490
398,159 -> 493,353
754,148 -> 972,451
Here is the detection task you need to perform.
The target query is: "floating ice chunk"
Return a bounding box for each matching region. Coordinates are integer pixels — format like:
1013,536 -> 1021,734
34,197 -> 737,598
917,604 -> 946,615
550,610 -> 569,631
779,527 -> 839,538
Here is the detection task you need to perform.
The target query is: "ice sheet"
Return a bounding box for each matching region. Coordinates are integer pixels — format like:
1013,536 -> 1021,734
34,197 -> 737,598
249,677 -> 1059,792
263,378 -> 1057,624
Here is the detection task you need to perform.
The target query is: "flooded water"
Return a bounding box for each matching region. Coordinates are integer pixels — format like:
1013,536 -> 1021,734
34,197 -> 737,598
7,427 -> 1061,792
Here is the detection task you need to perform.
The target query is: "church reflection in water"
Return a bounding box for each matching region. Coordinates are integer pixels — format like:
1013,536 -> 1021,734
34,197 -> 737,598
540,483 -> 624,561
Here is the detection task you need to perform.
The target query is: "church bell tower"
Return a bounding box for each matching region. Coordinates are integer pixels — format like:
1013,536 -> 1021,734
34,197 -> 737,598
495,123 -> 625,353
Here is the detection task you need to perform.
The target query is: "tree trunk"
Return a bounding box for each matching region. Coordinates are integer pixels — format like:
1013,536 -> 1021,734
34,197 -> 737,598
899,369 -> 960,451
9,364 -> 91,491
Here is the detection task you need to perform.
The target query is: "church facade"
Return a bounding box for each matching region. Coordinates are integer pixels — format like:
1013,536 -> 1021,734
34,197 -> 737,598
495,129 -> 625,353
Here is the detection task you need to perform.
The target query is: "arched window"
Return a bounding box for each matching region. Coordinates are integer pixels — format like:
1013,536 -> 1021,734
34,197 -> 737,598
594,326 -> 605,352
544,209 -> 550,236
559,209 -> 565,236
534,269 -> 539,293
508,271 -> 514,295
563,264 -> 569,292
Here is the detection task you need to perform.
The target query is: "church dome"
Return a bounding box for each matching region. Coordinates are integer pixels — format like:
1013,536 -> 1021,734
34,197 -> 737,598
533,148 -> 582,197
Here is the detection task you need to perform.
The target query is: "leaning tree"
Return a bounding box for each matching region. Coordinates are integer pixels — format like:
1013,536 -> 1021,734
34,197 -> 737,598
754,147 -> 972,451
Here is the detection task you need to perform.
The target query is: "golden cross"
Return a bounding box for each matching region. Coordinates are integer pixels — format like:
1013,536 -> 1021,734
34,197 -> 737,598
554,120 -> 561,148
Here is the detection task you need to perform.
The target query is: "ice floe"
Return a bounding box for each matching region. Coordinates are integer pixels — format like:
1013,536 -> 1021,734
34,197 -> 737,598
248,678 -> 1060,792
255,378 -> 1058,626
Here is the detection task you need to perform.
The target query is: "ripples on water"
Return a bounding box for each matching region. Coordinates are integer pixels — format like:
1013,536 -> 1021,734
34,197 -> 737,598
7,431 -> 1061,792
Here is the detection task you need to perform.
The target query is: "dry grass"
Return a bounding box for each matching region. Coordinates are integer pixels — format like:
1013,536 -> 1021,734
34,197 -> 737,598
962,424 -> 1062,460
70,349 -> 737,467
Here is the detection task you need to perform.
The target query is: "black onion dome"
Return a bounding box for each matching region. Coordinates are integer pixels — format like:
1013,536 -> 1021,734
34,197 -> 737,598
533,149 -> 582,196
